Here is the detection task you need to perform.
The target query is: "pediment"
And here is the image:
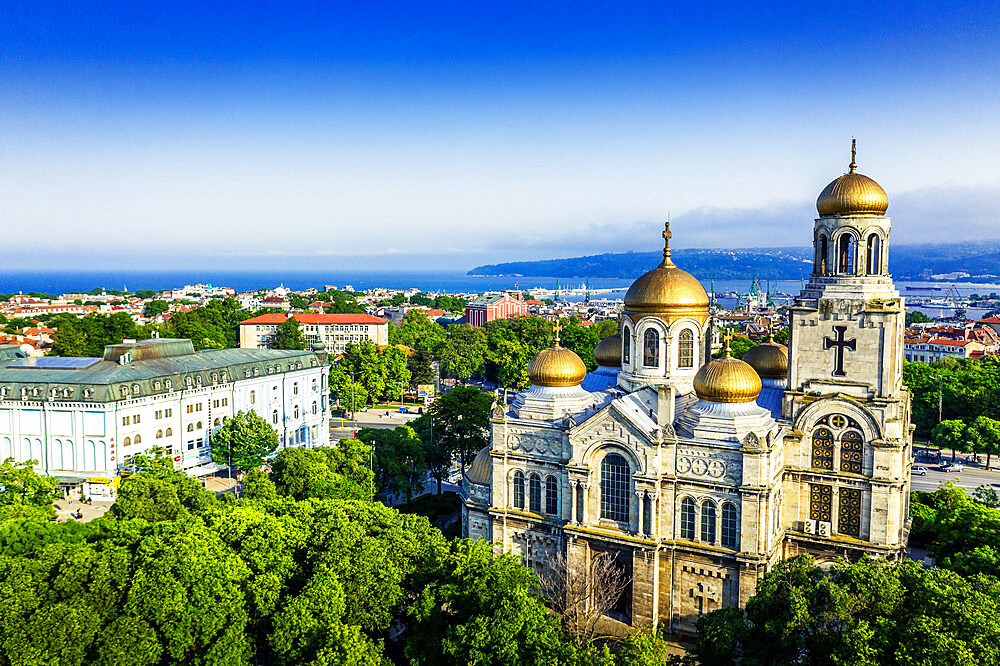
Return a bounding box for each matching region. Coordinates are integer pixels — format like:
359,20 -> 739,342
569,402 -> 654,455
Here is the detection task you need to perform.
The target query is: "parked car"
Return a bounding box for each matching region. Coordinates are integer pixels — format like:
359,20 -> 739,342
912,466 -> 928,476
941,463 -> 964,472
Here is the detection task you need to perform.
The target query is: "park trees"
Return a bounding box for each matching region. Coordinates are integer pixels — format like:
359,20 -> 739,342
911,485 -> 1000,579
430,385 -> 493,470
332,340 -> 412,407
967,415 -> 1000,469
358,425 -> 427,502
389,310 -> 447,355
0,459 -> 58,520
144,299 -> 169,318
931,418 -> 967,461
268,443 -> 374,501
440,324 -> 488,380
692,553 -> 1000,666
272,316 -> 307,350
210,410 -> 280,473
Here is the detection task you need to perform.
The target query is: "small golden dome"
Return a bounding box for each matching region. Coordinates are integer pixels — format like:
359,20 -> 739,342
527,341 -> 587,387
693,342 -> 762,403
816,140 -> 888,217
594,333 -> 622,367
742,335 -> 788,380
465,447 -> 492,485
624,221 -> 710,323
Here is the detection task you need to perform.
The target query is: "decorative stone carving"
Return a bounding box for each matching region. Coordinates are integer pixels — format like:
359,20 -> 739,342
742,432 -> 760,448
491,401 -> 506,420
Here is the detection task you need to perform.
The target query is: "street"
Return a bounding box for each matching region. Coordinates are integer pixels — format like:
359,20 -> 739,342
910,463 -> 1000,493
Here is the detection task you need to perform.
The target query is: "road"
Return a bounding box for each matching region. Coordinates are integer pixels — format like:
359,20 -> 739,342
910,463 -> 1000,493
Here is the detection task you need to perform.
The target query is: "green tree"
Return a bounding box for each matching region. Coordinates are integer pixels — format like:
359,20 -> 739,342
381,345 -> 412,402
408,349 -> 436,387
967,415 -> 1000,469
144,300 -> 169,318
0,459 -> 58,520
210,410 -> 280,473
134,289 -> 156,299
339,340 -> 386,404
269,443 -> 373,501
693,553 -> 1000,666
491,337 -> 533,390
272,317 -> 308,350
431,386 -> 493,470
358,425 -> 427,501
330,364 -> 369,416
441,324 -> 488,380
389,310 -> 447,355
405,539 -> 575,666
411,413 -> 449,494
931,418 -> 967,462
906,310 -> 932,326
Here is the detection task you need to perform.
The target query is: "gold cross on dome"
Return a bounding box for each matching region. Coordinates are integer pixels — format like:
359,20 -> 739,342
662,219 -> 672,246
553,321 -> 562,345
721,330 -> 734,356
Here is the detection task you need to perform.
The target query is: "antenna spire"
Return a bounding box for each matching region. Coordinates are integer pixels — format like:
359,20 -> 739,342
849,138 -> 857,173
661,215 -> 674,267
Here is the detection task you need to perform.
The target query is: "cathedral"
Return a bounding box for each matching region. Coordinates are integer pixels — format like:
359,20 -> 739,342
460,143 -> 913,632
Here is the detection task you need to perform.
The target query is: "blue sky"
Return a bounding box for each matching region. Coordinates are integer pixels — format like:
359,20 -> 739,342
3,1 -> 999,270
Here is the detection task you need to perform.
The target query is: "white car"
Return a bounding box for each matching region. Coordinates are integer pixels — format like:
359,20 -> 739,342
912,466 -> 928,476
941,463 -> 964,472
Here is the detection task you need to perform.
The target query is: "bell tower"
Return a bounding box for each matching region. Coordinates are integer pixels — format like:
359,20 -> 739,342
783,141 -> 911,561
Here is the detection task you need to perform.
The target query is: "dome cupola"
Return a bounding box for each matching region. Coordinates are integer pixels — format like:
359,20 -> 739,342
623,221 -> 710,323
741,332 -> 788,381
526,326 -> 587,387
816,140 -> 888,217
593,333 -> 622,367
693,336 -> 762,403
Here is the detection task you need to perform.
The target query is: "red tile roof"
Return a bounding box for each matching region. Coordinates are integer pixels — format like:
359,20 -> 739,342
241,313 -> 387,325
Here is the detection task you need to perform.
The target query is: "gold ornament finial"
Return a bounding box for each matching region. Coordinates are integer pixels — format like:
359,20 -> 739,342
553,321 -> 562,346
721,330 -> 734,358
661,215 -> 675,267
849,138 -> 857,174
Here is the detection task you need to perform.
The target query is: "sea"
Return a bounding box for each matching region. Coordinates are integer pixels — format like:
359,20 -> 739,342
0,270 -> 995,319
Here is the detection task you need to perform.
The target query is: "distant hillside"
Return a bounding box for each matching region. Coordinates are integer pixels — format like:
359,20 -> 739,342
469,240 -> 1000,281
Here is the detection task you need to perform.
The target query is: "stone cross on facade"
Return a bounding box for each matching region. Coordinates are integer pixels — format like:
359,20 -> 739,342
689,581 -> 719,616
823,325 -> 857,377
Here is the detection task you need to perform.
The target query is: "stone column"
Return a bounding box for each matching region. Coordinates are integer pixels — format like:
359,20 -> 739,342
636,490 -> 646,535
581,482 -> 590,523
569,480 -> 580,524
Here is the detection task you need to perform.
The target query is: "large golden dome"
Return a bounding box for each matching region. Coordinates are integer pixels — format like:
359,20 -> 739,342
624,221 -> 710,323
527,343 -> 587,387
816,140 -> 888,217
742,334 -> 788,380
594,333 -> 622,367
693,344 -> 762,403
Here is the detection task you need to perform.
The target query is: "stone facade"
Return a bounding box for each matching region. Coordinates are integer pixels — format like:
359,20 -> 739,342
460,161 -> 911,633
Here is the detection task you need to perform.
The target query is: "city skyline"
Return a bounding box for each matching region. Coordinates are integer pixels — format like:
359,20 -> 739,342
3,1 -> 1000,270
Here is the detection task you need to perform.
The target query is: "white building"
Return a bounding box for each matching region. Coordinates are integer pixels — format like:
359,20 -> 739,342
0,338 -> 330,500
239,313 -> 389,354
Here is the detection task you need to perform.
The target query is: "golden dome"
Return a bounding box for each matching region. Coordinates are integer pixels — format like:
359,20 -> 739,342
623,221 -> 710,323
465,447 -> 492,485
742,334 -> 788,380
594,333 -> 622,367
816,140 -> 888,217
693,342 -> 762,403
527,341 -> 587,387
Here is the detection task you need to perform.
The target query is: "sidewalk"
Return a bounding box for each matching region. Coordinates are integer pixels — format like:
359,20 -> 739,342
52,499 -> 114,523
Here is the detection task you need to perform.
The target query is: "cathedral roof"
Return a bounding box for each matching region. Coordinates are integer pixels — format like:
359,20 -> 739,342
816,140 -> 888,217
742,334 -> 788,380
465,447 -> 492,485
693,341 -> 762,403
594,333 -> 622,367
623,222 -> 710,324
526,337 -> 587,387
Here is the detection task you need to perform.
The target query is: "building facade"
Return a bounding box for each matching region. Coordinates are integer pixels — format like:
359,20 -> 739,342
239,313 -> 389,354
461,144 -> 912,633
0,338 -> 330,500
465,293 -> 528,326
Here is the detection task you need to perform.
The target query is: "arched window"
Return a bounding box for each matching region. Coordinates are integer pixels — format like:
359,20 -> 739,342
701,500 -> 717,544
677,329 -> 694,369
866,234 -> 880,275
721,503 -> 739,548
513,471 -> 525,510
123,437 -> 131,446
214,418 -> 221,427
294,405 -> 300,419
840,430 -> 864,473
817,234 -> 829,274
529,473 -> 542,513
196,421 -> 202,430
811,427 -> 834,470
680,497 -> 696,540
272,410 -> 279,425
156,430 -> 163,439
134,434 -> 141,445
187,424 -> 194,432
165,428 -> 172,437
293,382 -> 299,395
622,327 -> 631,364
642,329 -> 659,367
838,234 -> 855,274
545,475 -> 558,515
600,453 -> 630,523
312,401 -> 318,415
